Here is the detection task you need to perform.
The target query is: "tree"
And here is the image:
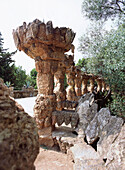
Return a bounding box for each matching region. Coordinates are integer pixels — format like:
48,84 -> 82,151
0,32 -> 16,85
82,0 -> 125,21
78,22 -> 108,74
78,22 -> 106,58
78,24 -> 125,118
26,68 -> 37,89
76,58 -> 90,72
13,66 -> 27,90
30,68 -> 37,88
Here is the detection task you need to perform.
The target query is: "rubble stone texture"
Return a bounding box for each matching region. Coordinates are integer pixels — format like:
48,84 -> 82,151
54,62 -> 66,111
81,74 -> 90,95
74,66 -> 82,96
96,77 -> 103,92
66,66 -> 76,101
0,78 -> 39,170
88,75 -> 95,93
52,110 -> 79,128
13,19 -> 75,146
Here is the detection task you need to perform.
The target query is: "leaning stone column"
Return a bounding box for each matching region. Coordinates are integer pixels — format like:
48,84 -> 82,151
96,77 -> 102,92
66,66 -> 76,101
89,75 -> 95,93
13,19 -> 75,146
102,79 -> 106,92
54,62 -> 66,111
81,74 -> 89,95
74,66 -> 82,97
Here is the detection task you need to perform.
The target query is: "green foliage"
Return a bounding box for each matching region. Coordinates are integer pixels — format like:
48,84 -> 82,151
30,68 -> 37,88
26,68 -> 37,89
5,81 -> 11,88
25,80 -> 31,89
78,22 -> 107,58
0,32 -> 37,90
87,25 -> 125,93
13,66 -> 27,90
108,94 -> 125,119
78,24 -> 125,118
76,58 -> 91,72
82,0 -> 125,21
0,32 -> 16,84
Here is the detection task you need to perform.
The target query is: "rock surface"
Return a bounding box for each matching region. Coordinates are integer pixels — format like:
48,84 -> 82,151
52,126 -> 78,153
73,93 -> 125,170
0,78 -> 39,170
69,143 -> 105,170
105,124 -> 125,169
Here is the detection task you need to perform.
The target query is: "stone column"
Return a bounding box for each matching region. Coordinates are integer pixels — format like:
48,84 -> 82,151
96,77 -> 102,92
66,66 -> 76,101
74,67 -> 82,96
89,75 -> 95,93
102,79 -> 106,92
34,59 -> 57,146
54,62 -> 66,111
82,74 -> 89,95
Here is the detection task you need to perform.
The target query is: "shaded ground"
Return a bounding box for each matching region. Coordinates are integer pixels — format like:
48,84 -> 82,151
34,147 -> 73,170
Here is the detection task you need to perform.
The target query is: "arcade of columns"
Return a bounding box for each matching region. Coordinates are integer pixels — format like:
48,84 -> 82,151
13,19 -> 107,146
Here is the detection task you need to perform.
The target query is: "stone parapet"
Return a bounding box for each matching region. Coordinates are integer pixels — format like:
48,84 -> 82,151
12,89 -> 38,98
52,110 -> 79,129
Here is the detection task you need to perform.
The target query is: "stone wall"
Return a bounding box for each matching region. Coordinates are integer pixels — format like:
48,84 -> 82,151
11,89 -> 38,99
0,78 -> 39,170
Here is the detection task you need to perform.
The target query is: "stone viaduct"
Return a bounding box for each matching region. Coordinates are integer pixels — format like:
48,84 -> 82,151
13,19 -> 107,146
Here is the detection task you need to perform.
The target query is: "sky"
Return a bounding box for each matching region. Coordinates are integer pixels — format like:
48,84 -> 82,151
0,0 -> 89,74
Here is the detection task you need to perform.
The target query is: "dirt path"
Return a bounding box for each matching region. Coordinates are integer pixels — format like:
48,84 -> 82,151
34,147 -> 73,170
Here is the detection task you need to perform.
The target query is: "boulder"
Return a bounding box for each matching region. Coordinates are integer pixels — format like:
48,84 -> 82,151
76,93 -> 98,136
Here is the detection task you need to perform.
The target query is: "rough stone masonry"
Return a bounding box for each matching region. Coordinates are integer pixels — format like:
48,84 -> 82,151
13,19 -> 75,146
0,78 -> 39,170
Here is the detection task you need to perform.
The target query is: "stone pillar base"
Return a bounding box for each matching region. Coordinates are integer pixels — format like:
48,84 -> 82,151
38,127 -> 55,147
34,94 -> 56,147
39,135 -> 54,147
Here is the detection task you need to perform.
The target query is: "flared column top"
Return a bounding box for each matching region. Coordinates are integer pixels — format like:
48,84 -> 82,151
13,19 -> 75,60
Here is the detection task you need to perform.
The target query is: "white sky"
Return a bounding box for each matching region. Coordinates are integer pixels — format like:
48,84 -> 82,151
0,0 -> 89,74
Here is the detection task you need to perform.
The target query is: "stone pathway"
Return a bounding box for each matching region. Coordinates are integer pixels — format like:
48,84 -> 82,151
34,147 -> 73,170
